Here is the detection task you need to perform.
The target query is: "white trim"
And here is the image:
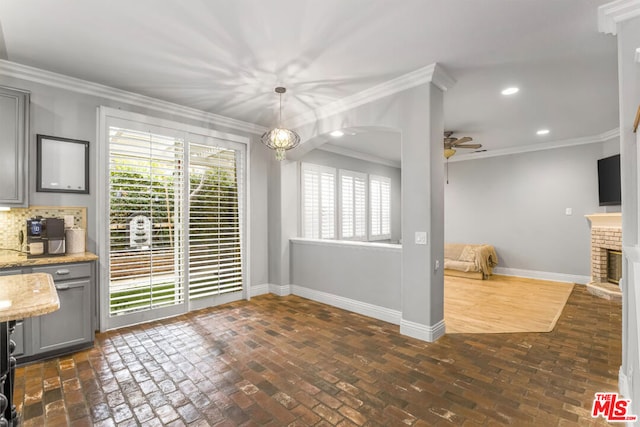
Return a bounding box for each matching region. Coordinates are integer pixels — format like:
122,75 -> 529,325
598,0 -> 640,35
290,284 -> 401,325
448,128 -> 620,163
290,237 -> 402,252
288,63 -> 455,128
269,284 -> 292,296
0,59 -> 266,135
400,318 -> 446,342
619,366 -> 631,397
317,143 -> 401,168
623,245 -> 640,263
492,267 -> 590,284
250,284 -> 270,297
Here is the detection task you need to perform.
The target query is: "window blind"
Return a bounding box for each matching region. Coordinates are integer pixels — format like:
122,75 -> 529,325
188,142 -> 243,298
370,175 -> 391,240
108,127 -> 185,315
340,170 -> 367,240
301,163 -> 336,239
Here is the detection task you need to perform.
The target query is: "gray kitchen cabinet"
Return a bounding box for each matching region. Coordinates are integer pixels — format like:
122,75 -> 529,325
0,260 -> 95,362
0,86 -> 29,207
30,263 -> 94,355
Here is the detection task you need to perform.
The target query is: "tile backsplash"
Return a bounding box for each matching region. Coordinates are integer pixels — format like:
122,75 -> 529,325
0,206 -> 87,251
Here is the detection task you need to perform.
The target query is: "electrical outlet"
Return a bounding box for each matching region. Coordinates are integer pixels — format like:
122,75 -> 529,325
415,231 -> 427,245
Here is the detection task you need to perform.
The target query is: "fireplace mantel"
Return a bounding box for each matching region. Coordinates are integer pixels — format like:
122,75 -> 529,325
585,212 -> 621,229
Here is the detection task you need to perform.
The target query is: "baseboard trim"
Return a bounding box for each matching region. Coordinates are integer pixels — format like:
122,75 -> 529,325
269,284 -> 292,296
289,285 -> 401,325
250,284 -> 270,297
400,318 -> 446,342
492,267 -> 590,284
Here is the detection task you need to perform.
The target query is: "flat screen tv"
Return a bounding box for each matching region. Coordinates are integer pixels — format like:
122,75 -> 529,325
597,154 -> 621,206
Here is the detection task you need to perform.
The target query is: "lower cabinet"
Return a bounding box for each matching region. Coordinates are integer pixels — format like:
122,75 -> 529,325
31,278 -> 92,354
0,261 -> 95,362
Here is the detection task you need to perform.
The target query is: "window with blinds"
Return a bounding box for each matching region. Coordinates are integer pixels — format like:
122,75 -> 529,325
108,127 -> 185,315
339,170 -> 367,240
188,142 -> 243,299
107,125 -> 244,317
370,175 -> 391,240
301,163 -> 336,239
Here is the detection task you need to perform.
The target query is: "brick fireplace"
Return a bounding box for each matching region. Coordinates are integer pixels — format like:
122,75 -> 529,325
585,213 -> 622,301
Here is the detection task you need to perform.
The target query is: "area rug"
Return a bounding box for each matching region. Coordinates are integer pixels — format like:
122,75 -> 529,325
444,274 -> 575,334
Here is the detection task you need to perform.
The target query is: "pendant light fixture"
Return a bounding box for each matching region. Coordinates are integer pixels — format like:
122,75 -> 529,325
261,87 -> 300,160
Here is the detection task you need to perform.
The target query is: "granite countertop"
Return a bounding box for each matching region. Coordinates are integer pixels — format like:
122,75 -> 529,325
0,252 -> 99,269
0,273 -> 60,322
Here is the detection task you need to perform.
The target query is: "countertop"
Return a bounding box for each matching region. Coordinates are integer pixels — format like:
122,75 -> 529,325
0,273 -> 60,322
0,252 -> 98,269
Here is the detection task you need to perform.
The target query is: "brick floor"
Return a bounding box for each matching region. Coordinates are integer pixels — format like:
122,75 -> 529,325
13,285 -> 621,426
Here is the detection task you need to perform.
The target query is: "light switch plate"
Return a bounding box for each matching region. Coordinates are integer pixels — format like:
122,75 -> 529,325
415,231 -> 427,245
565,208 -> 572,216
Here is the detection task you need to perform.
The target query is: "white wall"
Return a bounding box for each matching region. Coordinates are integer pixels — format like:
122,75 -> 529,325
445,140 -> 619,280
298,148 -> 402,242
0,73 -> 270,289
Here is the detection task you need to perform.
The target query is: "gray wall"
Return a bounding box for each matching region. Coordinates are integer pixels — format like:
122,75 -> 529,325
0,73 -> 270,289
298,148 -> 402,242
290,239 -> 401,311
445,140 -> 619,278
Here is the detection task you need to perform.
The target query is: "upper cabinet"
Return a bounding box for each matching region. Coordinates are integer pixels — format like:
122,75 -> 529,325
0,86 -> 29,207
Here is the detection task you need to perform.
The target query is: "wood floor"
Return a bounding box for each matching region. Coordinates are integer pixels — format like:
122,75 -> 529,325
445,275 -> 575,334
13,285 -> 621,426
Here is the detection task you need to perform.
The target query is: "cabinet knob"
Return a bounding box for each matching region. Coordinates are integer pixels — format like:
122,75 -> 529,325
55,284 -> 70,291
55,269 -> 70,276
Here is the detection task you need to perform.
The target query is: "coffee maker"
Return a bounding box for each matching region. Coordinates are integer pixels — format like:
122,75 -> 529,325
26,217 -> 66,257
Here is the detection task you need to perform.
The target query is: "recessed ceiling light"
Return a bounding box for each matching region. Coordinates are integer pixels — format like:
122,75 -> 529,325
501,87 -> 519,96
536,129 -> 550,135
330,130 -> 344,137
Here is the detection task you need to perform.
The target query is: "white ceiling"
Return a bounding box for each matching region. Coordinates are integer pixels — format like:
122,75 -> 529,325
0,0 -> 618,161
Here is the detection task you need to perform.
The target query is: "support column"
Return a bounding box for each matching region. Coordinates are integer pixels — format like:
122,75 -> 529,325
399,80 -> 446,342
268,159 -> 298,293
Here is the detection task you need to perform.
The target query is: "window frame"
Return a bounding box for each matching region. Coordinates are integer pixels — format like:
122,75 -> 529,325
300,162 -> 337,239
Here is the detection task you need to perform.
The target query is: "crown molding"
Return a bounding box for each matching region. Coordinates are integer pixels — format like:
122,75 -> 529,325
289,63 -> 455,128
317,143 -> 401,168
448,128 -> 620,163
598,0 -> 640,35
0,60 -> 267,135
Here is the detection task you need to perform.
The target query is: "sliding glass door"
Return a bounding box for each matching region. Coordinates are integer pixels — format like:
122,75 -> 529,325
100,109 -> 246,330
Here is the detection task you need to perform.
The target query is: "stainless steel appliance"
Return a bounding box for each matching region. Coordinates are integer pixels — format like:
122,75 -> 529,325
26,217 -> 66,257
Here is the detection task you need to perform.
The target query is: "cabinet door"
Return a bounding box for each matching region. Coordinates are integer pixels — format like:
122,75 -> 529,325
32,279 -> 92,354
0,86 -> 29,206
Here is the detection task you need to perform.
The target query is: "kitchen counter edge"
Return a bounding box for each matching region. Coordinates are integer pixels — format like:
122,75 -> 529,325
0,252 -> 99,269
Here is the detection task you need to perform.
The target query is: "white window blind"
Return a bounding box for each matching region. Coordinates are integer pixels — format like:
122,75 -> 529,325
301,163 -> 336,239
108,127 -> 185,315
339,170 -> 367,240
188,142 -> 243,299
108,125 -> 244,317
370,175 -> 391,240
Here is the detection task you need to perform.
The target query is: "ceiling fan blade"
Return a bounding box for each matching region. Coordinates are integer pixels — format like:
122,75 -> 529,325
452,137 -> 472,146
457,143 -> 482,149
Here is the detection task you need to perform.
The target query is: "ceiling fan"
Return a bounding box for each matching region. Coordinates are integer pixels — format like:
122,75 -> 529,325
443,131 -> 482,159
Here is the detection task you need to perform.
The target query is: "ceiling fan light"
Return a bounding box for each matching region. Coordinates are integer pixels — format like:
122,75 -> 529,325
444,148 -> 456,159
